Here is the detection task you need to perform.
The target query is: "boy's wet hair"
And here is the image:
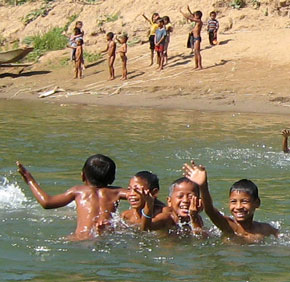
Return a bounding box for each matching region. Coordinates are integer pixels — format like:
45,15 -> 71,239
82,154 -> 116,186
169,177 -> 200,197
107,32 -> 114,39
163,16 -> 170,23
194,10 -> 203,19
120,34 -> 128,42
76,21 -> 83,26
210,11 -> 217,16
77,38 -> 83,45
134,171 -> 159,191
151,12 -> 159,22
229,179 -> 260,201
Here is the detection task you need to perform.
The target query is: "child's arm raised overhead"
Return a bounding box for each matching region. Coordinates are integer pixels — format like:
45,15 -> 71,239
281,129 -> 290,153
142,13 -> 151,24
17,162 -> 76,209
183,161 -> 235,236
180,8 -> 194,21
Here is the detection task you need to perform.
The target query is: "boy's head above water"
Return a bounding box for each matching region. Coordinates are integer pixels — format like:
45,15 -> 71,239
127,171 -> 159,209
229,179 -> 261,222
167,177 -> 200,218
82,154 -> 116,187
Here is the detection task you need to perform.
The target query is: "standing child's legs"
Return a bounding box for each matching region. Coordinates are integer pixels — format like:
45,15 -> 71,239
149,35 -> 155,66
108,55 -> 115,80
194,39 -> 202,70
121,56 -> 127,80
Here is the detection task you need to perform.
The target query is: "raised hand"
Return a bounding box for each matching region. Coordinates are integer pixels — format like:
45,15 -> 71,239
281,129 -> 290,137
133,186 -> 154,208
16,161 -> 33,184
183,161 -> 207,187
189,195 -> 202,216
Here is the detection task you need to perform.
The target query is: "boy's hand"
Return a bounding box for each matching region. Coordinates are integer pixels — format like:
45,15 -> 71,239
133,186 -> 154,208
183,161 -> 207,187
281,129 -> 290,137
16,161 -> 33,184
189,196 -> 202,216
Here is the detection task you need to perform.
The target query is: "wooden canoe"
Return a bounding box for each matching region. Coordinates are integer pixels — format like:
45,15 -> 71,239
0,48 -> 34,64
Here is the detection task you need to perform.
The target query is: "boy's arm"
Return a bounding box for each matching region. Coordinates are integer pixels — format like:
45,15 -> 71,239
101,43 -> 109,53
183,162 -> 235,236
17,162 -> 75,209
187,5 -> 193,15
281,129 -> 290,153
180,8 -> 194,21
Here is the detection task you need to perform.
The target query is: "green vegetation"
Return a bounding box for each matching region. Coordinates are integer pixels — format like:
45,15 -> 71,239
23,27 -> 68,61
231,0 -> 245,9
83,51 -> 102,63
127,37 -> 141,47
22,3 -> 53,25
64,14 -> 79,32
97,13 -> 119,27
2,0 -> 54,6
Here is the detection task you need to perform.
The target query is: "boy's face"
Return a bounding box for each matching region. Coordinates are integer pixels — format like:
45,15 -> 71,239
229,191 -> 259,222
167,182 -> 199,218
107,35 -> 112,41
127,177 -> 150,209
76,22 -> 83,29
153,14 -> 159,22
210,13 -> 216,20
158,21 -> 164,28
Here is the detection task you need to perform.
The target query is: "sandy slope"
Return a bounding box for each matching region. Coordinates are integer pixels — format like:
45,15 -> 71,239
0,0 -> 290,114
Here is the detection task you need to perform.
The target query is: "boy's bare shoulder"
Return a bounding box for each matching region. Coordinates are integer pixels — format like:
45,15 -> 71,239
121,209 -> 132,220
254,221 -> 279,236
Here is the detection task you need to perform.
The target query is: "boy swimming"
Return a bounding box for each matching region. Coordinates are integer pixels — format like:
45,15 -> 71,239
140,177 -> 204,235
17,154 -> 127,240
183,161 -> 279,243
121,171 -> 166,226
281,129 -> 290,153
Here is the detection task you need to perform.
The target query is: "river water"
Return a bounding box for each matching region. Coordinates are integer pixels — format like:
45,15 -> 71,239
0,100 -> 289,281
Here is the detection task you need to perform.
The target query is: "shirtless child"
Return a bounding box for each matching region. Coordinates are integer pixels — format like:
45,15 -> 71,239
102,32 -> 116,80
180,8 -> 203,69
183,161 -> 279,243
17,154 -> 127,241
141,177 -> 204,236
117,35 -> 128,80
121,171 -> 166,226
281,129 -> 290,153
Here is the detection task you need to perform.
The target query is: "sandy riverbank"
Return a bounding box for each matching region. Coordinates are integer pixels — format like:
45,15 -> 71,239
0,2 -> 290,115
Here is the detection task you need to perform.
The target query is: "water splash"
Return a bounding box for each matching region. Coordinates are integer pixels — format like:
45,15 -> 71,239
0,177 -> 29,209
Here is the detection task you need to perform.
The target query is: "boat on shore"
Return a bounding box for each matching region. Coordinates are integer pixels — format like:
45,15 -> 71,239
0,48 -> 34,66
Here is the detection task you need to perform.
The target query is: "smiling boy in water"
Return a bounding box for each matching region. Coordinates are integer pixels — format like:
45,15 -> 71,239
121,171 -> 166,226
17,154 -> 127,241
183,161 -> 278,243
140,177 -> 204,235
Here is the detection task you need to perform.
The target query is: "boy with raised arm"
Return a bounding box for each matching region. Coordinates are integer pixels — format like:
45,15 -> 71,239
121,171 -> 166,226
180,8 -> 203,69
183,161 -> 279,243
141,177 -> 204,236
281,129 -> 290,153
101,32 -> 116,80
17,154 -> 127,241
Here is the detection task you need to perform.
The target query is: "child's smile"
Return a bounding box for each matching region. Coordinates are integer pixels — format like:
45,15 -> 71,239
229,191 -> 259,222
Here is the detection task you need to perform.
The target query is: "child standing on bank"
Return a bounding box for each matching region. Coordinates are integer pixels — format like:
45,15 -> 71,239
101,32 -> 116,80
207,11 -> 219,45
117,35 -> 128,80
163,16 -> 173,65
74,38 -> 84,79
155,18 -> 167,71
69,21 -> 84,61
142,13 -> 160,66
180,9 -> 203,70
183,161 -> 279,243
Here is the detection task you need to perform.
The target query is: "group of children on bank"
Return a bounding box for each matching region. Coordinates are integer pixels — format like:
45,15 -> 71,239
68,7 -> 220,79
17,129 -> 290,243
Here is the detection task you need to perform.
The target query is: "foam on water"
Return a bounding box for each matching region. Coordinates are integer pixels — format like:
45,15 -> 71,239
0,177 -> 29,209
